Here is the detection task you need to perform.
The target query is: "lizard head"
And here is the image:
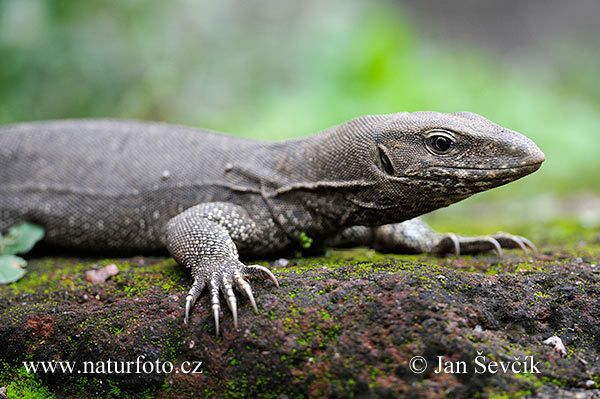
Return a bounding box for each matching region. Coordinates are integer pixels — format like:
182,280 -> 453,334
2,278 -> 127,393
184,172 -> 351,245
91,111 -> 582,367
343,111 -> 545,221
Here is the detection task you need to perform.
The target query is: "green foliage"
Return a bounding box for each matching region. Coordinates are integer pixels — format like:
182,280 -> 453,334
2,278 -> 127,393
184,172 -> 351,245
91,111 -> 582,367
0,255 -> 27,284
299,232 -> 313,249
0,223 -> 44,284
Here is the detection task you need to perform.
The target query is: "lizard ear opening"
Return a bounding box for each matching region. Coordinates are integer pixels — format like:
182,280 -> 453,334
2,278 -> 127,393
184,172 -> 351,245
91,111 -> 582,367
377,145 -> 395,176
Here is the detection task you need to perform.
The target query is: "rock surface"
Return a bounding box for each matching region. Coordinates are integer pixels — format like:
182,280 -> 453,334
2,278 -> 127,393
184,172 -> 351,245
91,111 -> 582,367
0,245 -> 599,398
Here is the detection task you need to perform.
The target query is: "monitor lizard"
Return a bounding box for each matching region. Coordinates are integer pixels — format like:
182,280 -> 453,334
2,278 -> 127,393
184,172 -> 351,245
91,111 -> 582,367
0,111 -> 545,335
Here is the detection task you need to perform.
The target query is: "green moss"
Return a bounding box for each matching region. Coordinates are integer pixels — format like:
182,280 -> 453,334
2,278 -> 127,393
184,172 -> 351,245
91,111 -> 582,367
106,379 -> 121,399
225,374 -> 249,399
0,257 -> 187,301
0,364 -> 55,399
62,377 -> 156,399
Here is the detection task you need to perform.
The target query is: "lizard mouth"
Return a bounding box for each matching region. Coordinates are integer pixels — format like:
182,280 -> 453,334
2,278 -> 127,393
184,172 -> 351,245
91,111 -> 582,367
413,162 -> 543,186
385,161 -> 543,184
428,145 -> 546,177
433,162 -> 544,186
435,161 -> 543,172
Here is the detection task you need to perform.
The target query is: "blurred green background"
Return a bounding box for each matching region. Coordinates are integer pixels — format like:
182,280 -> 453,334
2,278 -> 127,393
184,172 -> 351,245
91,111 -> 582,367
1,0 -> 598,230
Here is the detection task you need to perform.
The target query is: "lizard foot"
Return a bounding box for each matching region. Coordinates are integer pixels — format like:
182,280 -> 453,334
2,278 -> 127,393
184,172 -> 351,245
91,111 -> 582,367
369,219 -> 539,257
438,232 -> 537,257
184,260 -> 278,336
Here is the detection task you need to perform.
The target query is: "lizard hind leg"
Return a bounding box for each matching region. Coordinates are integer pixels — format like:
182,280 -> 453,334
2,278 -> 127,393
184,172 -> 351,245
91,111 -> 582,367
334,218 -> 538,256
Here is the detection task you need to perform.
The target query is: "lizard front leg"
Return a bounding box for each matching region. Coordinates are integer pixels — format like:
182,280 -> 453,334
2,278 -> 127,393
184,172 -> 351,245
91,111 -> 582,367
166,202 -> 279,336
334,218 -> 536,256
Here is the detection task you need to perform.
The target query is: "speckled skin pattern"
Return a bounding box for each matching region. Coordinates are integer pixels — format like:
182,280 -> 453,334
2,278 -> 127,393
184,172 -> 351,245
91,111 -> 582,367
0,112 -> 545,334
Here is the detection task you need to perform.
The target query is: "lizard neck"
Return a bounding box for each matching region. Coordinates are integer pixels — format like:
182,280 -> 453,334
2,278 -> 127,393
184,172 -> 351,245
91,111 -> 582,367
249,115 -> 399,240
265,115 -> 387,184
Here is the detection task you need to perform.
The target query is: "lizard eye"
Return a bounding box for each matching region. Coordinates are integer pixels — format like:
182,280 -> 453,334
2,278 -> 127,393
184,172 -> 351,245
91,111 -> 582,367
377,145 -> 395,176
426,131 -> 454,154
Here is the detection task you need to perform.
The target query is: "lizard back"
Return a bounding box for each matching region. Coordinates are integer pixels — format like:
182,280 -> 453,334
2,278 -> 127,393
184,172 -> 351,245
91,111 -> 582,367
0,119 -> 267,252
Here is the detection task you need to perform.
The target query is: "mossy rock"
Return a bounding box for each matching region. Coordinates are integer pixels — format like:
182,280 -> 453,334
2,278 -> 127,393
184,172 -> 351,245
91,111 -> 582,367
0,224 -> 599,398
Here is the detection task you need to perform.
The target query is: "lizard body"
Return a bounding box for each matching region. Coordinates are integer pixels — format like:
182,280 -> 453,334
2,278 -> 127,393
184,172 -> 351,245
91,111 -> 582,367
0,112 -> 545,334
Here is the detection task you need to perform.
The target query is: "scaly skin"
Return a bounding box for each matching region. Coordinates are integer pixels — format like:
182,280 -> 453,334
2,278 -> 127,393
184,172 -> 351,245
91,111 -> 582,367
0,112 -> 545,335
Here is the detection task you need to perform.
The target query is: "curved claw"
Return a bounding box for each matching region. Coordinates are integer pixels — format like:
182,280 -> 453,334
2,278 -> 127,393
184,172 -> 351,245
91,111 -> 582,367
486,237 -> 503,257
436,230 -> 538,257
518,236 -> 538,253
506,235 -> 529,254
446,233 -> 461,257
245,264 -> 279,288
210,279 -> 221,336
235,272 -> 258,313
222,280 -> 238,329
491,232 -> 538,255
213,305 -> 220,337
184,279 -> 206,325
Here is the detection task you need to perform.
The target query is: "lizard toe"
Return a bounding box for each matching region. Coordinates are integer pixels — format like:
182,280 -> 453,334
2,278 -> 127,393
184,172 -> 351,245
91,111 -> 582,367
243,264 -> 279,287
234,271 -> 259,313
183,260 -> 275,335
490,232 -> 529,254
437,235 -> 503,255
491,232 -> 538,254
444,233 -> 461,257
184,278 -> 206,325
441,232 -> 538,256
220,278 -> 238,329
519,236 -> 538,253
486,236 -> 503,256
209,278 -> 221,336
